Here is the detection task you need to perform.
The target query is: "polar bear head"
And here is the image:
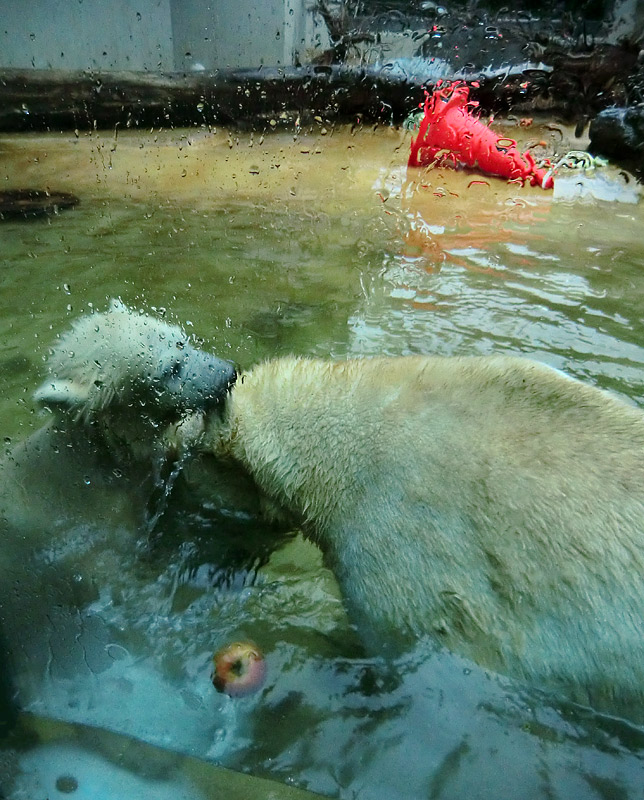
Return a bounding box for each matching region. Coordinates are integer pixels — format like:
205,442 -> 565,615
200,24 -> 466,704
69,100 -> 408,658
34,300 -> 236,439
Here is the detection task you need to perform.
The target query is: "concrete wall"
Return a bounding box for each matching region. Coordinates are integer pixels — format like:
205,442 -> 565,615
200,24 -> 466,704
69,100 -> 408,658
0,0 -> 323,71
607,0 -> 644,42
0,0 -> 174,70
170,0 -> 311,70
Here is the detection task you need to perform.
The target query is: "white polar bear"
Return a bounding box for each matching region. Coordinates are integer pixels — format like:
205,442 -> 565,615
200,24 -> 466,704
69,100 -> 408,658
1,300 -> 236,536
0,301 -> 236,726
201,353 -> 644,714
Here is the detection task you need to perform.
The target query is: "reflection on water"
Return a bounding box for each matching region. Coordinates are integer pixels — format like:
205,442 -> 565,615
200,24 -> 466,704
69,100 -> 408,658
1,125 -> 644,797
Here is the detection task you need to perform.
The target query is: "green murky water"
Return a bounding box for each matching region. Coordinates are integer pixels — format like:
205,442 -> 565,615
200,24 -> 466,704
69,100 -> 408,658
1,124 -> 644,798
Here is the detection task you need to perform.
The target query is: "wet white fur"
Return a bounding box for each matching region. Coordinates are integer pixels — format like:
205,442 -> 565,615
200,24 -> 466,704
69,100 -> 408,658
0,303 -> 224,693
203,354 -> 644,712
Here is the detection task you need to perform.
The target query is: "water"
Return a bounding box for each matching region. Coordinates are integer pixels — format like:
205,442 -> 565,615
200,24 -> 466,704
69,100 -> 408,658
1,123 -> 644,797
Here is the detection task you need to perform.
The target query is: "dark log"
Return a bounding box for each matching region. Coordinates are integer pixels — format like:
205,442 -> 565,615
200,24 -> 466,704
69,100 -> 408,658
0,37 -> 640,132
0,189 -> 79,220
0,65 -> 549,132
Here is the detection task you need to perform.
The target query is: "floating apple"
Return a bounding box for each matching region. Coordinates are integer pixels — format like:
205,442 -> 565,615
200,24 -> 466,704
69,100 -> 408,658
212,641 -> 267,697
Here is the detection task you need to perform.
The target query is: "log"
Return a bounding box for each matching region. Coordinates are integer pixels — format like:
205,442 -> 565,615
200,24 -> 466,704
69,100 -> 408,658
0,65 -> 546,132
0,189 -> 79,220
0,40 -> 638,133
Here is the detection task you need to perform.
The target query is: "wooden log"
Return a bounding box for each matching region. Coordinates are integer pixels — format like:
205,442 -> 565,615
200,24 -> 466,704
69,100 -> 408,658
0,189 -> 79,220
0,65 -> 547,132
0,39 -> 638,133
0,66 -> 405,131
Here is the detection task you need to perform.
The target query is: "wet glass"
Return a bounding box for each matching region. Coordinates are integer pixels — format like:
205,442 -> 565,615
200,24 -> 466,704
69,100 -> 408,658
1,2 -> 644,799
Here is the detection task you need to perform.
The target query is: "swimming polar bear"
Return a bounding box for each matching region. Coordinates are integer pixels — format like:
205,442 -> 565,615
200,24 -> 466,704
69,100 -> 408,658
0,301 -> 236,724
200,353 -> 644,714
1,299 -> 236,535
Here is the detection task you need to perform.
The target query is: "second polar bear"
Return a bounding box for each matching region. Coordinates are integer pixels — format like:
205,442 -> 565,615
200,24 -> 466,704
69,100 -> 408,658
201,354 -> 644,714
2,299 -> 237,535
0,301 -> 237,726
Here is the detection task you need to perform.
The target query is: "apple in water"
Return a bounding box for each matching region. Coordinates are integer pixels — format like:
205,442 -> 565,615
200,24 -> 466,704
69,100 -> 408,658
212,641 -> 267,697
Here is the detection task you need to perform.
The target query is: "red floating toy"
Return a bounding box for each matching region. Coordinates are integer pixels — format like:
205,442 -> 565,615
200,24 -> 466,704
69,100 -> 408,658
408,81 -> 554,189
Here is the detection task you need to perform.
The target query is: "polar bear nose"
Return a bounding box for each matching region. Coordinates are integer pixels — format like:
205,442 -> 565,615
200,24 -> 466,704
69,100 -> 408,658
226,365 -> 238,388
212,360 -> 237,395
181,351 -> 237,409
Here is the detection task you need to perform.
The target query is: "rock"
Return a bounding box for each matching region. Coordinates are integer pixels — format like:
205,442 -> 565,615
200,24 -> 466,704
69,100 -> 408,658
589,105 -> 644,173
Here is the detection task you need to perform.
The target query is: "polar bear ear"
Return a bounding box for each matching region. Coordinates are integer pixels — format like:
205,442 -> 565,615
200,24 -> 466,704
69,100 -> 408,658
33,378 -> 91,412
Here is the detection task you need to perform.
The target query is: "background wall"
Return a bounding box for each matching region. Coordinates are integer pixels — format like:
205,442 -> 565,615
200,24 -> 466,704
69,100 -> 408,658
170,0 -> 310,70
0,0 -> 322,71
0,0 -> 175,70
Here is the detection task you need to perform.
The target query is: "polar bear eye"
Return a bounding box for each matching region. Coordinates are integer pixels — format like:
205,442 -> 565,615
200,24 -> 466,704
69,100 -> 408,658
161,359 -> 183,381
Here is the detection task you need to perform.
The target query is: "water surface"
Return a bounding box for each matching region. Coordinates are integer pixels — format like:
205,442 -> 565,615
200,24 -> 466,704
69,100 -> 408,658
1,122 -> 644,798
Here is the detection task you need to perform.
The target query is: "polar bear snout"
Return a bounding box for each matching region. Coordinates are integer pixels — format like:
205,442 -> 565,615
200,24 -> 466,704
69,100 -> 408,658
199,353 -> 237,408
160,347 -> 236,411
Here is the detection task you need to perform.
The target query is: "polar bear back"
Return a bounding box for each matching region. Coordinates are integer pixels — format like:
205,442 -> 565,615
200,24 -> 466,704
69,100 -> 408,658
227,354 -> 644,530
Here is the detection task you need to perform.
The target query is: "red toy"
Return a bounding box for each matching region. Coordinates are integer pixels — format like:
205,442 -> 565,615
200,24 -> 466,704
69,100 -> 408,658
408,81 -> 554,189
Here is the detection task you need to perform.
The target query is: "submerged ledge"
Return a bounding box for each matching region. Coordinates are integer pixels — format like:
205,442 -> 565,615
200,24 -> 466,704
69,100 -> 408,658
0,64 -> 552,133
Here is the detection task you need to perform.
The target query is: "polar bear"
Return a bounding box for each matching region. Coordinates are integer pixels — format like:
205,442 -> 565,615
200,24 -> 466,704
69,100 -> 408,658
201,354 -> 644,714
0,301 -> 236,725
1,299 -> 236,535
